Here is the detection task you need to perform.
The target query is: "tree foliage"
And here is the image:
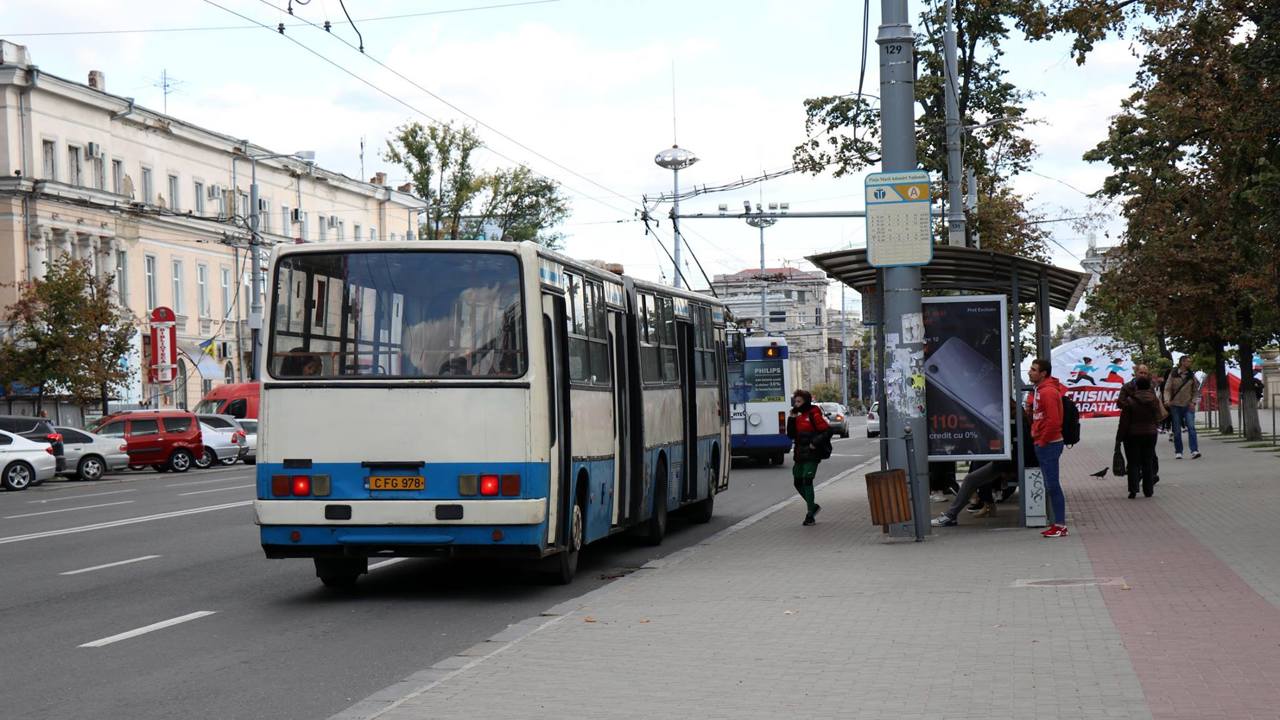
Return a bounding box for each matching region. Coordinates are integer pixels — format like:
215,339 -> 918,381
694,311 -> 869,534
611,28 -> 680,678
1083,0 -> 1280,438
384,121 -> 571,247
0,257 -> 136,411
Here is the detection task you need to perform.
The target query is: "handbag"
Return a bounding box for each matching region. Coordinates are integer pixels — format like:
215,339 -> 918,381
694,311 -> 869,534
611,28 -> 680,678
1112,439 -> 1127,477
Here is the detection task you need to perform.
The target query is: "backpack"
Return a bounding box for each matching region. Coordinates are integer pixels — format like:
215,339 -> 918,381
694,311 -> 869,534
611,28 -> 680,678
1061,393 -> 1081,446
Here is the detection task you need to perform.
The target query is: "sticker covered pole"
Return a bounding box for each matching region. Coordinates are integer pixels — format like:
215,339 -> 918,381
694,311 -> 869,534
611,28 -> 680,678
877,0 -> 929,539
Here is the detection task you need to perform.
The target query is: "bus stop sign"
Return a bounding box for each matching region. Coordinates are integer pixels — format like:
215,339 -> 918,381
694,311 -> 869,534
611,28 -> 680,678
865,170 -> 933,267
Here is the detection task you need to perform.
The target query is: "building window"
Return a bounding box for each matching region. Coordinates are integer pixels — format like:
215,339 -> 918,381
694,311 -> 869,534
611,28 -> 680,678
798,290 -> 806,303
42,140 -> 57,180
93,154 -> 106,189
337,220 -> 345,241
68,146 -> 83,186
238,191 -> 249,219
168,174 -> 180,211
197,264 -> 210,317
257,200 -> 269,234
353,223 -> 362,241
194,182 -> 204,214
280,205 -> 290,236
111,159 -> 123,194
368,225 -> 377,242
144,255 -> 157,309
300,212 -> 309,242
814,307 -> 822,326
141,167 -> 153,203
115,250 -> 128,304
171,260 -> 184,314
220,266 -> 232,316
318,216 -> 328,242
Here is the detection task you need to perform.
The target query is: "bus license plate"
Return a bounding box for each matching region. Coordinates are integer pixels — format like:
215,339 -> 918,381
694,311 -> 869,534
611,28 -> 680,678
368,476 -> 425,491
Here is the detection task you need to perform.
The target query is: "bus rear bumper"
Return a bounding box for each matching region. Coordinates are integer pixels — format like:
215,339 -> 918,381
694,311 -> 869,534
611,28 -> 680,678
730,433 -> 792,457
260,524 -> 549,559
255,498 -> 546,525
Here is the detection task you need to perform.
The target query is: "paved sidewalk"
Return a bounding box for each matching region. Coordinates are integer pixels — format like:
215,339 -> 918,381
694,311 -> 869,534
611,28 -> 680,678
342,419 -> 1280,720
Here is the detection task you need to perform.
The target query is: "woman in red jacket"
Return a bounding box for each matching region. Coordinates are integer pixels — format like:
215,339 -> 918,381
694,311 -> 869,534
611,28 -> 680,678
786,389 -> 831,526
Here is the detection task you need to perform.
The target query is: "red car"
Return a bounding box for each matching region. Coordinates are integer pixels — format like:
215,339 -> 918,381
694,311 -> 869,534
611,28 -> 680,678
93,410 -> 205,473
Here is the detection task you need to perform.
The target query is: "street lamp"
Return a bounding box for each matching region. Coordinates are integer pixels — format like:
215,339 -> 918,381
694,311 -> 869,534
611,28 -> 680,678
235,149 -> 315,381
654,145 -> 698,288
745,201 -> 786,331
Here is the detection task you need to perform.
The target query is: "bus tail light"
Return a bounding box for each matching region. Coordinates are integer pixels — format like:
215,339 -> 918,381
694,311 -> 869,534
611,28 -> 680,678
291,475 -> 311,496
777,411 -> 786,434
500,474 -> 520,496
479,474 -> 500,496
271,475 -> 291,496
458,475 -> 478,496
311,475 -> 331,497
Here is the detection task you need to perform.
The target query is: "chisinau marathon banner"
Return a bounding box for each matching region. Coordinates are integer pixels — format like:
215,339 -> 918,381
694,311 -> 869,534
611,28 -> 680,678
1030,335 -> 1261,418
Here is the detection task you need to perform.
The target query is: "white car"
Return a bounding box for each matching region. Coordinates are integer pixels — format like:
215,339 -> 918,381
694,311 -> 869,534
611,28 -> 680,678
866,401 -> 880,438
237,419 -> 257,465
0,429 -> 58,491
195,421 -> 245,469
56,426 -> 131,481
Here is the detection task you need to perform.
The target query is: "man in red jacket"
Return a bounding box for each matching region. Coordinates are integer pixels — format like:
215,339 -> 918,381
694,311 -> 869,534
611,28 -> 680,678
1027,358 -> 1069,538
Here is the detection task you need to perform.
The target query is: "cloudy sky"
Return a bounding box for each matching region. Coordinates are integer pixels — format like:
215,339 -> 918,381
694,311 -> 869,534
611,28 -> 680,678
3,0 -> 1141,316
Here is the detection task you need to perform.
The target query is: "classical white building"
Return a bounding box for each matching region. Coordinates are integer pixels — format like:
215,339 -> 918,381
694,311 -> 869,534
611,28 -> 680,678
0,41 -> 424,413
711,266 -> 834,388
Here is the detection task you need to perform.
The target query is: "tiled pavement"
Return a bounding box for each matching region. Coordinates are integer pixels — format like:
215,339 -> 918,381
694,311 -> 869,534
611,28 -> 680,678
339,419 -> 1280,720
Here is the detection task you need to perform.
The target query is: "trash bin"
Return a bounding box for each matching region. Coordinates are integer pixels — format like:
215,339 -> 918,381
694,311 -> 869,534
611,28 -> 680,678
866,469 -> 912,533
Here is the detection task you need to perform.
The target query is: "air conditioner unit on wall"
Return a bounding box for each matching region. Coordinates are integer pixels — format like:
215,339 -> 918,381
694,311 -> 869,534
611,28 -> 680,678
85,142 -> 100,158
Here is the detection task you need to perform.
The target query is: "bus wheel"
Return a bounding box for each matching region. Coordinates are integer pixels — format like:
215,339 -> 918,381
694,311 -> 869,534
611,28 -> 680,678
315,557 -> 366,589
642,460 -> 668,546
547,499 -> 584,585
689,453 -> 718,524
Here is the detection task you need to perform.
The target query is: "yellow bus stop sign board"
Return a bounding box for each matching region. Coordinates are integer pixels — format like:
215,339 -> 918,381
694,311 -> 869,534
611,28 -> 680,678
865,170 -> 933,267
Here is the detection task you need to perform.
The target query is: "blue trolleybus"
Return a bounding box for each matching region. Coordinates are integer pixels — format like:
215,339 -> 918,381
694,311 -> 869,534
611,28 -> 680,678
254,241 -> 730,587
728,333 -> 793,465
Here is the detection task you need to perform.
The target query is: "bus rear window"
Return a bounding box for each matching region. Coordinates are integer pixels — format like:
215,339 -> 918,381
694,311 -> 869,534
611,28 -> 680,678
268,251 -> 526,379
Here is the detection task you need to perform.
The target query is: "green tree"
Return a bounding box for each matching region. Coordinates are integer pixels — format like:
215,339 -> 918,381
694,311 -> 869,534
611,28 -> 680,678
810,382 -> 841,403
468,166 -> 571,248
384,121 -> 572,247
0,258 -> 136,413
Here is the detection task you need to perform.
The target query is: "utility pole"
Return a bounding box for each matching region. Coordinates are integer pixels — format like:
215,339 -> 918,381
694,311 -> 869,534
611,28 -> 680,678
878,0 -> 929,538
249,162 -> 263,381
943,0 -> 965,247
745,201 -> 780,332
841,283 -> 849,409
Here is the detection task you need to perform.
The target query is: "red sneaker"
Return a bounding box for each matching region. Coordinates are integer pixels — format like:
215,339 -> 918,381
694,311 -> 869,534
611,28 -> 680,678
1039,524 -> 1059,536
1043,525 -> 1069,538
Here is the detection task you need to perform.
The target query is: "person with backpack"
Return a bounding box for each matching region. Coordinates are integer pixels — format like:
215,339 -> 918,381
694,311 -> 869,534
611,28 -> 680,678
1164,356 -> 1201,460
786,388 -> 832,526
1027,358 -> 1070,538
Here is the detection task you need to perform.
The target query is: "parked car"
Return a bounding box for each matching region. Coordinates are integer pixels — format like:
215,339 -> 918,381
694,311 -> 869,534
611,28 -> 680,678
195,382 -> 259,420
93,410 -> 204,473
56,426 -> 131,481
818,403 -> 851,439
867,401 -> 880,438
237,418 -> 257,465
0,415 -> 66,477
194,419 -> 246,469
0,429 -> 58,490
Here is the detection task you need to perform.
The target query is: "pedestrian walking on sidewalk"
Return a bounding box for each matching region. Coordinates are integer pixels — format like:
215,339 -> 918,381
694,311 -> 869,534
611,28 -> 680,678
1119,375 -> 1162,498
1164,356 -> 1202,460
786,389 -> 831,526
1027,358 -> 1069,538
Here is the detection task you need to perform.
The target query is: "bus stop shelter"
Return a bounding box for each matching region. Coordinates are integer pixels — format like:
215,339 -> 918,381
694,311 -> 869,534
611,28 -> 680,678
807,245 -> 1090,529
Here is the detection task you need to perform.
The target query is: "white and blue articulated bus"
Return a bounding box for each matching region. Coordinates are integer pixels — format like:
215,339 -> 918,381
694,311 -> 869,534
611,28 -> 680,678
728,333 -> 793,465
255,241 -> 730,587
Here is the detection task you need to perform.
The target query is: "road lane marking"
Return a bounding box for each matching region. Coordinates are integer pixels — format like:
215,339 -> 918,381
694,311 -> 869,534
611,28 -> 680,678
164,474 -> 253,488
27,489 -> 138,504
61,555 -> 162,576
5,501 -> 135,519
79,611 -> 216,648
179,483 -> 254,496
369,558 -> 409,571
0,500 -> 252,545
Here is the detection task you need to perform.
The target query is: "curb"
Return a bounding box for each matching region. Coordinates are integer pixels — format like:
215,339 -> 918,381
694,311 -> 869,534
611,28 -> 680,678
329,456 -> 878,720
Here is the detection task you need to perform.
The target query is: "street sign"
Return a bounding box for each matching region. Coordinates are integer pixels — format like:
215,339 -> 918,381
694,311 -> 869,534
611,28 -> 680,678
149,306 -> 177,384
865,170 -> 933,267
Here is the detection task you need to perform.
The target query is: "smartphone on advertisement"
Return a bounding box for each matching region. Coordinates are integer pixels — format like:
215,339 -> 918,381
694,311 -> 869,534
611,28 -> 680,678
925,337 -> 1004,433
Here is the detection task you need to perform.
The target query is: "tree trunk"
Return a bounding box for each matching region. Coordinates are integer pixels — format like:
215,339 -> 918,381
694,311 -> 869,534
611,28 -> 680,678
1238,336 -> 1262,440
100,381 -> 109,417
1213,340 -> 1234,434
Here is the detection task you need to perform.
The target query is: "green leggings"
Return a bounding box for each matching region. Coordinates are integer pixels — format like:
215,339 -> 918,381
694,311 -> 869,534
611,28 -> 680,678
792,460 -> 820,513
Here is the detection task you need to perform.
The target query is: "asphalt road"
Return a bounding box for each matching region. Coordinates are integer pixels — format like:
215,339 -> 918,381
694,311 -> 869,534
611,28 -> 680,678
0,422 -> 875,720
